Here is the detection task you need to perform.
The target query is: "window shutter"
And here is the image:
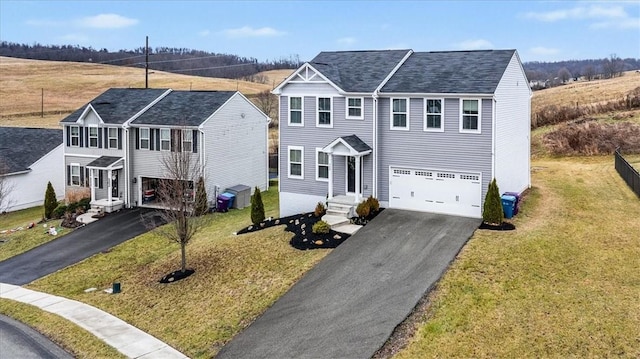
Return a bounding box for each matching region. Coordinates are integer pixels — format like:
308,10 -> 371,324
193,130 -> 198,153
118,128 -> 122,150
84,127 -> 89,148
170,129 -> 177,152
149,129 -> 155,150
135,128 -> 140,149
67,165 -> 71,186
80,166 -> 85,186
99,170 -> 104,189
79,127 -> 84,147
156,129 -> 160,151
66,127 -> 70,146
98,128 -> 103,148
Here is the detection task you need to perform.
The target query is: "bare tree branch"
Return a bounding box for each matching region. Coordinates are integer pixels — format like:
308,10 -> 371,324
0,160 -> 15,213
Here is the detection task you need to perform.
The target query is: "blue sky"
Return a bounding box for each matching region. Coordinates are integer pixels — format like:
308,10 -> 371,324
1,1 -> 638,63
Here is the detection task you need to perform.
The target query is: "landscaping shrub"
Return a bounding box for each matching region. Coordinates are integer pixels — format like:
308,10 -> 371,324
77,197 -> 91,211
52,204 -> 67,219
365,196 -> 380,212
543,121 -> 640,155
250,186 -> 265,225
356,200 -> 370,218
43,181 -> 58,219
66,201 -> 78,214
312,220 -> 330,234
483,178 -> 504,225
194,177 -> 208,216
314,202 -> 326,217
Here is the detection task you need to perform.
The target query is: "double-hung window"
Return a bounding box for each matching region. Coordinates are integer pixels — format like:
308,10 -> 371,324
391,98 -> 409,130
346,97 -> 363,119
289,97 -> 303,126
317,97 -> 332,127
70,164 -> 81,186
88,126 -> 99,147
424,99 -> 443,131
316,149 -> 329,181
182,130 -> 192,152
288,146 -> 304,179
139,128 -> 150,149
460,99 -> 481,133
108,128 -> 118,149
160,129 -> 171,151
70,126 -> 79,147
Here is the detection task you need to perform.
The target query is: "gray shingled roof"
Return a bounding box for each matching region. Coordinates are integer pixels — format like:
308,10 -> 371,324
310,50 -> 411,93
0,127 -> 62,175
60,88 -> 169,124
86,156 -> 123,168
381,50 -> 516,94
131,91 -> 236,127
341,135 -> 372,153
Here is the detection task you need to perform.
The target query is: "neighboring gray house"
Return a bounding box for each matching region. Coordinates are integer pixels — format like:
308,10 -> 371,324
273,49 -> 531,219
60,88 -> 269,212
0,127 -> 64,212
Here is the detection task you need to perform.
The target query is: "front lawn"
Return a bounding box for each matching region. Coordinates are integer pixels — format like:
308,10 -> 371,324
27,182 -> 331,358
394,156 -> 640,358
0,206 -> 63,262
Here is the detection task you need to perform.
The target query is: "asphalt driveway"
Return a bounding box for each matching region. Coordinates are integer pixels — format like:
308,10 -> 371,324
0,208 -> 164,285
216,209 -> 480,359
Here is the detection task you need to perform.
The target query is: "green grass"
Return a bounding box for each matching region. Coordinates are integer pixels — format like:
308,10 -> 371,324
0,205 -> 64,261
0,299 -> 125,358
395,156 -> 640,358
28,181 -> 331,358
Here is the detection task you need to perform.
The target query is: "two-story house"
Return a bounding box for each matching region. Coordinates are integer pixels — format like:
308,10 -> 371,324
273,49 -> 531,219
60,88 -> 269,212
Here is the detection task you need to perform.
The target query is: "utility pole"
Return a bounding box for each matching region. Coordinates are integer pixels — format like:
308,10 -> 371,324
145,36 -> 149,89
41,88 -> 44,118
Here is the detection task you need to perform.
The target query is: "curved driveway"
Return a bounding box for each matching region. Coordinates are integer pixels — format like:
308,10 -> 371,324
216,209 -> 480,359
0,208 -> 164,285
0,314 -> 73,359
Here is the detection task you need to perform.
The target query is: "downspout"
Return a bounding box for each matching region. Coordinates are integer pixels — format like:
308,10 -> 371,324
372,93 -> 378,198
492,97 -> 497,182
123,126 -> 129,207
266,117 -> 271,191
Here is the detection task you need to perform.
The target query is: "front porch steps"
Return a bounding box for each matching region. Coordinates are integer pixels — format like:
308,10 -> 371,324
323,195 -> 363,235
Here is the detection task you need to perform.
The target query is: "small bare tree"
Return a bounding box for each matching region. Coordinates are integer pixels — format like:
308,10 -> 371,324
583,65 -> 596,81
149,131 -> 210,275
0,160 -> 15,213
254,90 -> 278,128
558,67 -> 572,84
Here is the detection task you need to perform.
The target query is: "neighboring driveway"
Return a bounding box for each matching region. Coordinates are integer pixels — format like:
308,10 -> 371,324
0,314 -> 73,359
0,208 -> 164,285
216,209 -> 480,359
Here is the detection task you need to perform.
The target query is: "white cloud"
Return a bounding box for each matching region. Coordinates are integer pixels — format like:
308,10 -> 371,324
524,5 -> 627,22
199,30 -> 211,37
455,39 -> 494,50
223,26 -> 286,38
591,17 -> 640,30
337,37 -> 356,45
74,14 -> 138,29
529,46 -> 560,56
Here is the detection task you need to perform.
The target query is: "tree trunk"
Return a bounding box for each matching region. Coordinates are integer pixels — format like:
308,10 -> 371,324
181,242 -> 187,272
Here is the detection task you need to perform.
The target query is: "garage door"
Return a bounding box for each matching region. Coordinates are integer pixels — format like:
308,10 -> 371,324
389,167 -> 482,218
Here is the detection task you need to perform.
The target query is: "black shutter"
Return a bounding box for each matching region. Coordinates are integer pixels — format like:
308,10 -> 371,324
66,127 -> 70,146
79,127 -> 84,147
80,166 -> 86,186
155,129 -> 160,151
135,128 -> 140,149
118,128 -> 122,150
193,129 -> 198,153
67,165 -> 71,185
149,129 -> 155,150
84,127 -> 89,148
170,129 -> 176,152
98,170 -> 104,189
98,128 -> 103,148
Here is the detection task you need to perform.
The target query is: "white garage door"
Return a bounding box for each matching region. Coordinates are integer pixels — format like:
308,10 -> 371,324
389,167 -> 482,218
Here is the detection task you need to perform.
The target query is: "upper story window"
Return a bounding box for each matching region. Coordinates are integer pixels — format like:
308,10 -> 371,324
88,126 -> 99,148
317,97 -> 332,127
288,146 -> 304,179
182,130 -> 193,152
70,126 -> 79,147
460,99 -> 481,133
108,128 -> 118,149
316,149 -> 329,181
391,98 -> 409,130
424,99 -> 443,131
139,128 -> 150,149
289,97 -> 303,126
346,97 -> 363,119
160,128 -> 171,151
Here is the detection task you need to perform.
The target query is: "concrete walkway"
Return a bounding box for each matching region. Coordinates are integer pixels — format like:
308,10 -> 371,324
216,209 -> 480,359
0,283 -> 188,359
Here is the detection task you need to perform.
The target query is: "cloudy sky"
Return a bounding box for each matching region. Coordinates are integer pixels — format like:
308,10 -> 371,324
1,0 -> 638,63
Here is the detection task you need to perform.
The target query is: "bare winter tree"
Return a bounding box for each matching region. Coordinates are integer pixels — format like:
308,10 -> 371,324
603,54 -> 625,79
583,65 -> 596,81
0,160 -> 15,213
147,130 -> 210,275
558,67 -> 572,83
254,90 -> 278,127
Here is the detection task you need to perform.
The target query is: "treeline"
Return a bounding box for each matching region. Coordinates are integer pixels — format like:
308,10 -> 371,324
0,41 -> 302,80
524,55 -> 640,89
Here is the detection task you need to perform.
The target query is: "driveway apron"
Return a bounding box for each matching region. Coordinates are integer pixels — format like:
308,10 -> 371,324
216,209 -> 480,359
0,208 -> 164,285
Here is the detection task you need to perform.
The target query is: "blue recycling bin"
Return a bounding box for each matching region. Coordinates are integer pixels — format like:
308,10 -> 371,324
503,191 -> 521,215
216,194 -> 231,212
501,195 -> 517,219
221,192 -> 235,209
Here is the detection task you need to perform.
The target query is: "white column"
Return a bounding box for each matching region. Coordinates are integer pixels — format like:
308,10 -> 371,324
90,169 -> 96,202
327,153 -> 333,199
355,155 -> 361,202
107,170 -> 112,203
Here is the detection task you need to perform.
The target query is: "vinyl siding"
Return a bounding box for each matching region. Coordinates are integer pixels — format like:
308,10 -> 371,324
280,82 -> 338,95
63,123 -> 124,158
377,97 -> 493,204
64,155 -> 96,195
494,53 -> 531,194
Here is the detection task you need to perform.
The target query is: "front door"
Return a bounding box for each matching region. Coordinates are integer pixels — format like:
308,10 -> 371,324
111,171 -> 119,198
346,156 -> 363,195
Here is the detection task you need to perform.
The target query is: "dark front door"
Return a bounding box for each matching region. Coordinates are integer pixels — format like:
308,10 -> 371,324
347,156 -> 356,194
112,171 -> 119,198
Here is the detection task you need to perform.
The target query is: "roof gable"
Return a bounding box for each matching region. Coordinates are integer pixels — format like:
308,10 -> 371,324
0,127 -> 62,175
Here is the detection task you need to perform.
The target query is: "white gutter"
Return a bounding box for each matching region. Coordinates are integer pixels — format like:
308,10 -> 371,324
491,97 -> 497,182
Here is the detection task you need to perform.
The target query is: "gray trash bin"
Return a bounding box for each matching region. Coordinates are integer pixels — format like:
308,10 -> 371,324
225,184 -> 251,209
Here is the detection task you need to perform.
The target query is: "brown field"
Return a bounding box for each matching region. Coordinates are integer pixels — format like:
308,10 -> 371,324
532,71 -> 640,114
0,56 -> 278,128
257,69 -> 295,88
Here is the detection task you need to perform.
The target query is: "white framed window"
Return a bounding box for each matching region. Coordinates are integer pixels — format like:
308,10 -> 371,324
108,127 -> 118,149
391,98 -> 409,130
460,99 -> 481,133
88,126 -> 99,148
317,97 -> 332,127
139,128 -> 150,149
160,128 -> 171,151
424,98 -> 444,132
70,126 -> 79,147
182,130 -> 192,152
289,96 -> 303,126
288,146 -> 304,179
346,97 -> 363,120
70,164 -> 81,186
316,148 -> 329,181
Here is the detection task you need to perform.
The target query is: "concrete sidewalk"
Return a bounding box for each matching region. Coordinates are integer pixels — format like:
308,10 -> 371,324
0,283 -> 187,359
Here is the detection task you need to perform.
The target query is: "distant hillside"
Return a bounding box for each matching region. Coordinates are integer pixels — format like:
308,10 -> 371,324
523,56 -> 640,84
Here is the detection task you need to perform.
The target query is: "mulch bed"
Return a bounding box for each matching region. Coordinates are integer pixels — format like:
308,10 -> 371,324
479,221 -> 516,231
159,269 -> 195,283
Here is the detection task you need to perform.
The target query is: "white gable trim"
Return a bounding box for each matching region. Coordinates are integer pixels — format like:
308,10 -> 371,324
272,63 -> 344,95
123,89 -> 173,128
77,104 -> 104,124
374,49 -> 413,95
322,137 -> 372,156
